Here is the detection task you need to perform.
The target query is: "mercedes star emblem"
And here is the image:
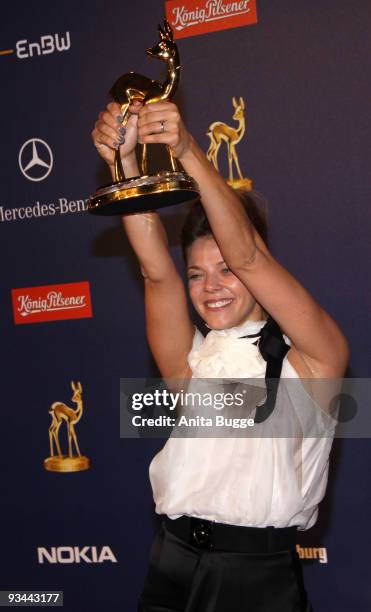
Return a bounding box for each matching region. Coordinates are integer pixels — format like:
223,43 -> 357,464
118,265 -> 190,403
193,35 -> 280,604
18,138 -> 53,182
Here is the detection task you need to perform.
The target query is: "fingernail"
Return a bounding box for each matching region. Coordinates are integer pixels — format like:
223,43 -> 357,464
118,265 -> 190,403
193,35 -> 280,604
112,140 -> 119,148
118,127 -> 126,136
116,115 -> 123,123
118,136 -> 125,145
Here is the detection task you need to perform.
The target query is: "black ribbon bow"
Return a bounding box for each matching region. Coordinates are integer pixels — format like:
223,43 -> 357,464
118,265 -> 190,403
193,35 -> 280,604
242,316 -> 290,423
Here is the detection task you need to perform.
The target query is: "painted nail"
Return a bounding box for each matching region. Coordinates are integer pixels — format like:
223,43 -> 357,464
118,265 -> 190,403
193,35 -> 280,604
118,127 -> 126,136
112,140 -> 119,149
118,136 -> 125,145
116,115 -> 123,123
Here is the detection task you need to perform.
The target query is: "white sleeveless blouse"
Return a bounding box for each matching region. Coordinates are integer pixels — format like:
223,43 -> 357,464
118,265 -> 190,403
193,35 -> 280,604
149,319 -> 336,530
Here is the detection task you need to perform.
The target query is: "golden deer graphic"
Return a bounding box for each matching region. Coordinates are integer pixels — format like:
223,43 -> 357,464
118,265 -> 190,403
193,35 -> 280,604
44,381 -> 90,472
110,19 -> 180,179
206,97 -> 251,190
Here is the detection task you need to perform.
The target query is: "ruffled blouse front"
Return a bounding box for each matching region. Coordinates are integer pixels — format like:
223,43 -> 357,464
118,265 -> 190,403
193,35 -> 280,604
188,319 -> 267,379
149,319 -> 335,530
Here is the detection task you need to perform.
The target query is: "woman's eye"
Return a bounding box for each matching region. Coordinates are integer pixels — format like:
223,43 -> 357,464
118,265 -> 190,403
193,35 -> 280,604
221,266 -> 230,274
188,274 -> 201,281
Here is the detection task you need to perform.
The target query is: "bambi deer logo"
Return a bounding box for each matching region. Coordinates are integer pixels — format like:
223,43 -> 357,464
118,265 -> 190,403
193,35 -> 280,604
44,381 -> 90,473
206,96 -> 252,190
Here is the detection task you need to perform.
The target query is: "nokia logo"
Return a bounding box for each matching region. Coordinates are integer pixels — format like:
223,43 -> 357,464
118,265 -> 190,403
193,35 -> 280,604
37,546 -> 117,564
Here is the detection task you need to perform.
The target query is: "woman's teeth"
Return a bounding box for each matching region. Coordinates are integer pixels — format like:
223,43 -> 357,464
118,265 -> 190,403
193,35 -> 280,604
206,299 -> 233,309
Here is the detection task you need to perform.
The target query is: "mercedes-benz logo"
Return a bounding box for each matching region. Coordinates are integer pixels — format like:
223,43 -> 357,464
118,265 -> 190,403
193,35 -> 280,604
18,138 -> 53,182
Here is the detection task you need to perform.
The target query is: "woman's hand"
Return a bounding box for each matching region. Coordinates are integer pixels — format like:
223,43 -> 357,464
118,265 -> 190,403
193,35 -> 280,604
91,101 -> 141,169
137,101 -> 192,160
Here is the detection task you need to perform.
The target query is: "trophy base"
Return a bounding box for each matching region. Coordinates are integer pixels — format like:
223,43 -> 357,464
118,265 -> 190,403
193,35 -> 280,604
87,171 -> 199,216
44,455 -> 90,473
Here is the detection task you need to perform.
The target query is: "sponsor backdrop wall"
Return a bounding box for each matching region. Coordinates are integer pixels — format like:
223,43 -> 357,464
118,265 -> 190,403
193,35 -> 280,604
1,1 -> 370,610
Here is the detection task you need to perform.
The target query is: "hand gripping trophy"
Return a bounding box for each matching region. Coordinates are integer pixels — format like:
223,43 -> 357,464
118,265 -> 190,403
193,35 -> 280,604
88,19 -> 199,215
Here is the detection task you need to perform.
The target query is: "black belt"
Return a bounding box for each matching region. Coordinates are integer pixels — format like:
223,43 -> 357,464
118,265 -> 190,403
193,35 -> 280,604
164,515 -> 297,553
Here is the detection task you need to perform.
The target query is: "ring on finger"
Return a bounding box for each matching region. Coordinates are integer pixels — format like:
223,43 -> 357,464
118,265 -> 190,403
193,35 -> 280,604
160,120 -> 165,133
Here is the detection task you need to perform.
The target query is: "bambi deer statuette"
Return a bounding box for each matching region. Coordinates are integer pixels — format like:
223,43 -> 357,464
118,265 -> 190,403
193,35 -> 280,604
206,97 -> 246,185
110,19 -> 181,180
48,381 -> 84,459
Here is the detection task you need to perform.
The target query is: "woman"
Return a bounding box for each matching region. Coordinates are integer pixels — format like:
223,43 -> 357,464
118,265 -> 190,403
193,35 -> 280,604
92,100 -> 348,611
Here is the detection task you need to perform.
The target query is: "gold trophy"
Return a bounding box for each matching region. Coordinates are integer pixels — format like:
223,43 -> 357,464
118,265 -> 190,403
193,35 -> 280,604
88,19 -> 199,215
44,381 -> 90,473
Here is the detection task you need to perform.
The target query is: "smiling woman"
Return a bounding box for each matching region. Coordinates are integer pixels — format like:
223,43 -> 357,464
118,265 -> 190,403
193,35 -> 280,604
183,198 -> 266,330
187,235 -> 262,328
92,98 -> 348,612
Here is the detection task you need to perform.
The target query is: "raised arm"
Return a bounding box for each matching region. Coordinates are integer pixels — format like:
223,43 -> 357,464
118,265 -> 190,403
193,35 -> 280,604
137,101 -> 349,378
92,102 -> 194,378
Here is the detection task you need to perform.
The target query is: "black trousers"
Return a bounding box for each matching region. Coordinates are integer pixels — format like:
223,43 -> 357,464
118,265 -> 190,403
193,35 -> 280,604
138,519 -> 313,612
